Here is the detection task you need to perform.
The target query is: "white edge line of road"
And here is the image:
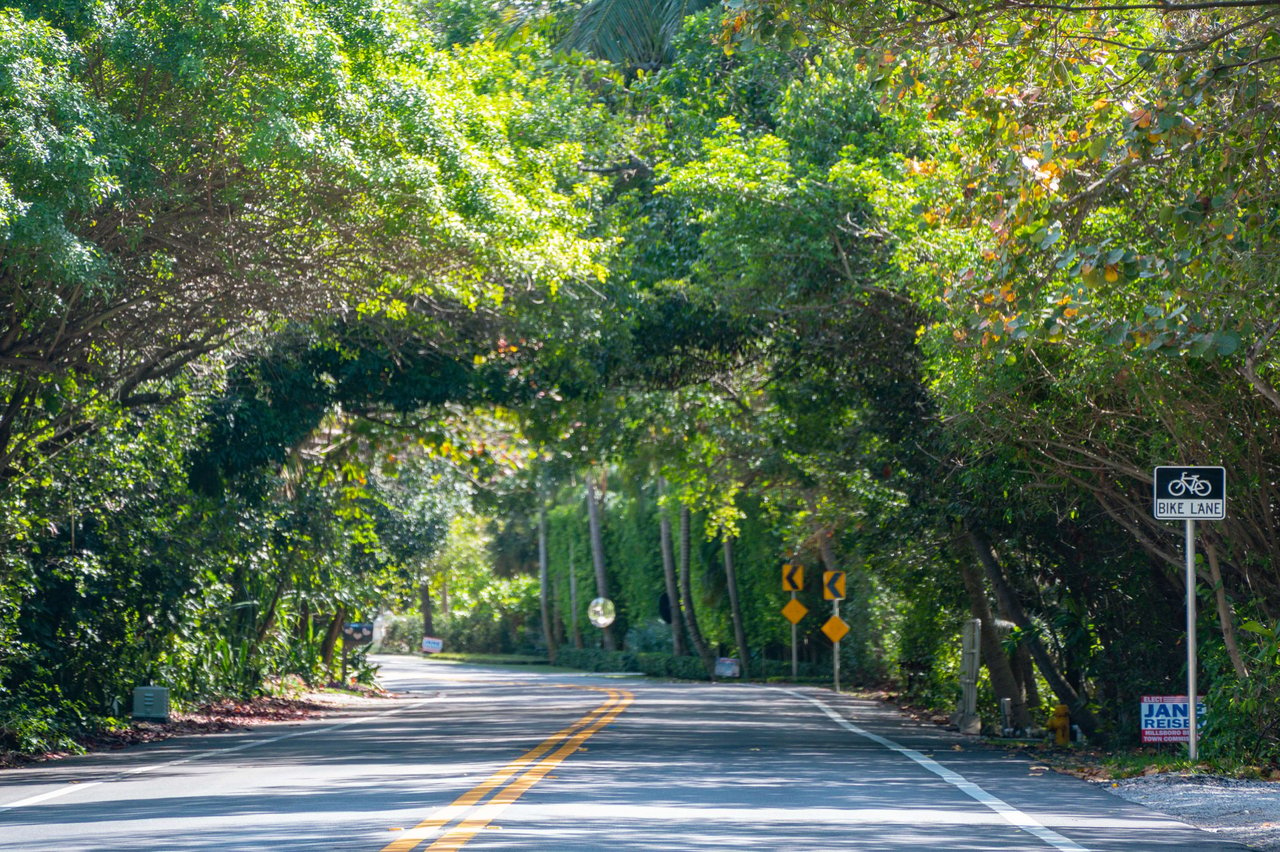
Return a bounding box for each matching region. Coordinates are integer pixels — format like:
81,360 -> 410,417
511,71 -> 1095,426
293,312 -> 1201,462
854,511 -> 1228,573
0,694 -> 440,815
782,688 -> 1089,852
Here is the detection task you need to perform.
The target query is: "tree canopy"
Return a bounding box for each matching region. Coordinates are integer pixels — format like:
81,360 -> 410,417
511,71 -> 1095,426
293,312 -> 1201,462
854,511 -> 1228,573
5,0 -> 1280,765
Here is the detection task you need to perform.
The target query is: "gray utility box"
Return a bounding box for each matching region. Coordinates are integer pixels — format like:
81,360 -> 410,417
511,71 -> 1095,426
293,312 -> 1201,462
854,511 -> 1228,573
132,686 -> 170,722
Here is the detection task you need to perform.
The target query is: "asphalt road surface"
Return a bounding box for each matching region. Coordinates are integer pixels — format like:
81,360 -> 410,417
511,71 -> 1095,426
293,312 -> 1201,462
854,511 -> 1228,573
0,655 -> 1247,851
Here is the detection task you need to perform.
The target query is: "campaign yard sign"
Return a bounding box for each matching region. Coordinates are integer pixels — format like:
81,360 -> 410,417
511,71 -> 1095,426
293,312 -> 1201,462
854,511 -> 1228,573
1141,695 -> 1206,743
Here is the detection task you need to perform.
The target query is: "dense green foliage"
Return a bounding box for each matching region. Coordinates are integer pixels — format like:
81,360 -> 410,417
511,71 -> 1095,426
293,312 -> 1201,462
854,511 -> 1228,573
4,0 -> 1280,769
0,0 -> 601,755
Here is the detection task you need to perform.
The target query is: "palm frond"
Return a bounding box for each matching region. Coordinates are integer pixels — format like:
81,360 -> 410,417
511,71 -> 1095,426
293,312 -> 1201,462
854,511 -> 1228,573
561,0 -> 717,70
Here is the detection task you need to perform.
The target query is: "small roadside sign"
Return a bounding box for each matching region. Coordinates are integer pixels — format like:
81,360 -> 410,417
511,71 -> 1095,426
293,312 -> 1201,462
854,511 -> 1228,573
714,657 -> 741,678
822,570 -> 846,601
782,563 -> 804,592
421,636 -> 444,654
821,614 -> 850,644
781,598 -> 808,625
1153,466 -> 1226,520
342,622 -> 374,644
1140,695 -> 1206,743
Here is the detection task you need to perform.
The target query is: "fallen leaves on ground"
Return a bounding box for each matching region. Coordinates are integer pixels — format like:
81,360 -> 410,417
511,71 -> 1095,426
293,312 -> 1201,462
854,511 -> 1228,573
0,696 -> 335,770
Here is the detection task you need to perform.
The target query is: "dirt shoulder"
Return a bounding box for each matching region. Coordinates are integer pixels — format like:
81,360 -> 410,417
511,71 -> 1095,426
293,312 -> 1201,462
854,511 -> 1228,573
0,688 -> 395,770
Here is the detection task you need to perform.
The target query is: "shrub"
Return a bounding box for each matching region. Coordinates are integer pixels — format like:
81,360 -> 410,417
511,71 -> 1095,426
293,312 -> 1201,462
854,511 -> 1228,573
374,614 -> 424,655
0,680 -> 89,757
1204,620 -> 1280,764
554,648 -> 714,680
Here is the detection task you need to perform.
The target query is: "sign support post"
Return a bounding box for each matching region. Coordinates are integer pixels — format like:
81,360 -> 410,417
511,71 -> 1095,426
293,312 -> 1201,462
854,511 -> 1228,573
832,598 -> 841,693
1186,518 -> 1198,761
791,590 -> 798,680
1153,465 -> 1224,762
781,563 -> 806,680
821,570 -> 848,693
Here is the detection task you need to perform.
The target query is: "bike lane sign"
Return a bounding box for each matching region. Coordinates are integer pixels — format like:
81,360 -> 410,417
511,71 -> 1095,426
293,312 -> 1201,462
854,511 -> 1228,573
1153,466 -> 1226,520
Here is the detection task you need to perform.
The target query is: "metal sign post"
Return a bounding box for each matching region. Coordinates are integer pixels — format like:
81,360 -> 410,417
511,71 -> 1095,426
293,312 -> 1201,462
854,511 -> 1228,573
792,593 -> 798,680
1185,517 -> 1198,760
821,571 -> 848,693
833,598 -> 840,693
1153,466 -> 1225,761
782,563 -> 805,679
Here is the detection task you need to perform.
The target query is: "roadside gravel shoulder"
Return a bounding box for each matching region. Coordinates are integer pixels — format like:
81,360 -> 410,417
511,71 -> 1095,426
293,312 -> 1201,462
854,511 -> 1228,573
1101,774 -> 1280,850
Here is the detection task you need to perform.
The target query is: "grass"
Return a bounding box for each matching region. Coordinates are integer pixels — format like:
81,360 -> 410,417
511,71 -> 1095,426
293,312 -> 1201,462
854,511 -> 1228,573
981,738 -> 1280,782
410,652 -> 586,675
425,652 -> 550,665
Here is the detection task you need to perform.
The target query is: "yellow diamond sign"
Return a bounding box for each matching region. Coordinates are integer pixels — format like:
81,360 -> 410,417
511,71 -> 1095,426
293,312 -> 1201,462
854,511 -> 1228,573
822,614 -> 850,644
781,598 -> 808,625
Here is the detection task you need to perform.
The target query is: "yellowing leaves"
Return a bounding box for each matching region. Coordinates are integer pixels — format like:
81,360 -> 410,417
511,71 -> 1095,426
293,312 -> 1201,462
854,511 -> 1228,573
905,158 -> 937,176
1020,155 -> 1064,191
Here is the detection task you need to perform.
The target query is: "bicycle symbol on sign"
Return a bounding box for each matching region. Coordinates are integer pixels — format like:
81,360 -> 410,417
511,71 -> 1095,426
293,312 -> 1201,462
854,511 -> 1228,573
1167,472 -> 1213,497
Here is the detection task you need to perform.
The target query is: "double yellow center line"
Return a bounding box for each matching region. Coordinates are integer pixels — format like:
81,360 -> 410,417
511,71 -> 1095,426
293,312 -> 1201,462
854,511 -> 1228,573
382,685 -> 634,852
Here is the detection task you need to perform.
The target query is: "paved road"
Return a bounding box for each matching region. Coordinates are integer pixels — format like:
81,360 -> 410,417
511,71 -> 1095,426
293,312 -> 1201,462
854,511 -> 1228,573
0,655 -> 1246,850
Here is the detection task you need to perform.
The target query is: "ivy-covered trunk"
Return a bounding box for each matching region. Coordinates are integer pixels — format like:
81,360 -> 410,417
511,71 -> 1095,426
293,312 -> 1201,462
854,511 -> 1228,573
585,476 -> 615,650
539,500 -> 557,663
723,535 -> 749,679
679,506 -> 714,674
658,480 -> 686,657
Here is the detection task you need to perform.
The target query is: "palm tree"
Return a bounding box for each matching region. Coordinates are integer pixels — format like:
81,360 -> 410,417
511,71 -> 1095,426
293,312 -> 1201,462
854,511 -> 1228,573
562,0 -> 716,70
506,0 -> 718,71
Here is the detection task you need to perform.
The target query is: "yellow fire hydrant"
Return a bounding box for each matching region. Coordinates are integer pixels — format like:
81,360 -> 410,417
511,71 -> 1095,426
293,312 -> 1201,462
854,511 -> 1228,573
1047,704 -> 1071,746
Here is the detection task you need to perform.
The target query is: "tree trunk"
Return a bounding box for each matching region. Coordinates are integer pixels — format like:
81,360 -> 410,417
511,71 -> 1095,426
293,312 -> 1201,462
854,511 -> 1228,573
320,606 -> 346,673
723,535 -> 750,678
679,506 -> 715,673
1016,643 -> 1040,710
658,481 -> 686,656
818,528 -> 838,574
569,539 -> 582,649
584,476 -> 615,650
253,570 -> 290,649
968,528 -> 1101,737
296,598 -> 311,642
420,580 -> 434,637
1206,542 -> 1248,679
551,579 -> 565,646
959,557 -> 1033,730
538,500 -> 557,663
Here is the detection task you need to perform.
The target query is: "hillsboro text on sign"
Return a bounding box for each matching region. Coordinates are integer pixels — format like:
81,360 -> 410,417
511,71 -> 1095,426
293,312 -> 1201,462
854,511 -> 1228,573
1140,695 -> 1206,743
1153,466 -> 1226,520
